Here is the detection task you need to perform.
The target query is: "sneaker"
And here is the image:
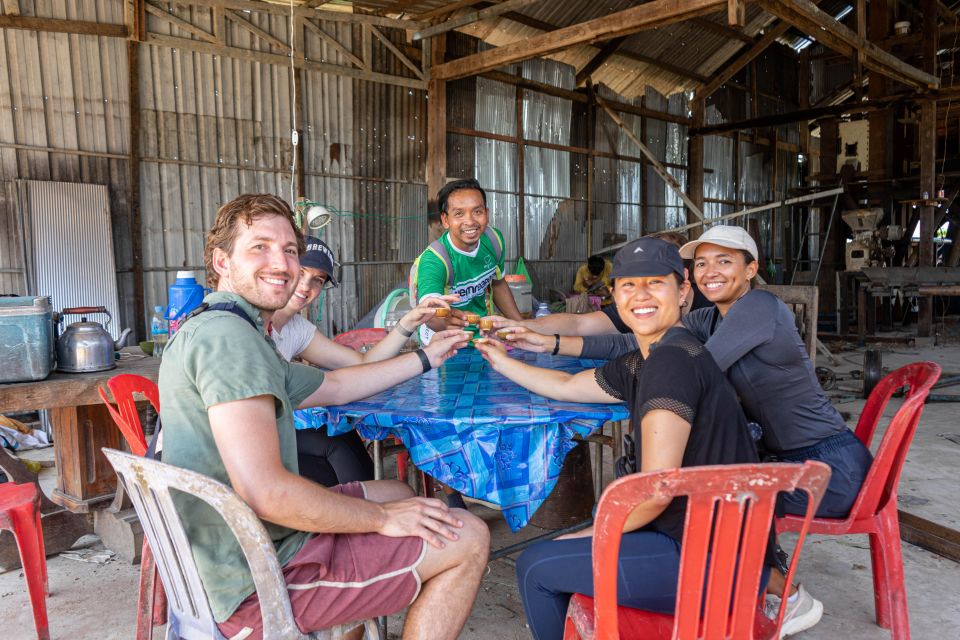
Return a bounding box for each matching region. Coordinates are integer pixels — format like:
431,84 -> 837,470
767,584 -> 824,638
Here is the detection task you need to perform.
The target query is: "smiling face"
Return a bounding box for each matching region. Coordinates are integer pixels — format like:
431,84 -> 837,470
692,243 -> 758,314
441,188 -> 489,251
212,214 -> 300,312
612,274 -> 690,351
286,266 -> 329,313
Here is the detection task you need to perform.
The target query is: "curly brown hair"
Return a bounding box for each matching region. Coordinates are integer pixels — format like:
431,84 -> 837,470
203,194 -> 305,288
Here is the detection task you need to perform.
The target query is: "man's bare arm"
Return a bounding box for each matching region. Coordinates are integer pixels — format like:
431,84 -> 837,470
209,396 -> 463,547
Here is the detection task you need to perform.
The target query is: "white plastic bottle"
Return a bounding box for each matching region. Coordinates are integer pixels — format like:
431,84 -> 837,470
151,306 -> 169,357
534,302 -> 551,318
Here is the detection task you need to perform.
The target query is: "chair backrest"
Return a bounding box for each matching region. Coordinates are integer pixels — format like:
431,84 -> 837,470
848,361 -> 941,520
97,374 -> 160,457
102,448 -> 311,640
333,328 -> 387,352
591,462 -> 831,640
756,284 -> 818,365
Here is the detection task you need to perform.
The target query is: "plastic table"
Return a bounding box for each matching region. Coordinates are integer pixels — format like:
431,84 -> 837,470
296,349 -> 628,531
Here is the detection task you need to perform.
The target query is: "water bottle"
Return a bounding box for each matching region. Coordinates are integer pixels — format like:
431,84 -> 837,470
166,271 -> 205,335
151,306 -> 169,357
534,302 -> 551,318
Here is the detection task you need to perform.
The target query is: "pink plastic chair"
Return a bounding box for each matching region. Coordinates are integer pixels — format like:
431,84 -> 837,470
98,374 -> 166,640
564,462 -> 831,640
0,482 -> 49,640
777,362 -> 941,640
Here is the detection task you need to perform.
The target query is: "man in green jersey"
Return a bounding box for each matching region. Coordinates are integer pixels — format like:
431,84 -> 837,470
414,178 -> 523,342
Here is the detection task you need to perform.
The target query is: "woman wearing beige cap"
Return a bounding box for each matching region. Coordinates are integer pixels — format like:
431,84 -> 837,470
678,225 -> 873,636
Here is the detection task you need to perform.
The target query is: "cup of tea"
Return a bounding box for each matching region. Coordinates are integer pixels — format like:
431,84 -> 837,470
465,313 -> 480,325
434,308 -> 450,318
479,318 -> 494,331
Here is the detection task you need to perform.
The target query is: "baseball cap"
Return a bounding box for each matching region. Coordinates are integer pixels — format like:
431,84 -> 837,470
679,225 -> 758,261
609,238 -> 685,280
300,236 -> 339,288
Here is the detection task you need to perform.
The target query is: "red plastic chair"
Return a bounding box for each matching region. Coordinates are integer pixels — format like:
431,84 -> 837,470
777,361 -> 941,640
332,327 -> 387,352
97,374 -> 166,640
0,482 -> 49,640
564,462 -> 831,640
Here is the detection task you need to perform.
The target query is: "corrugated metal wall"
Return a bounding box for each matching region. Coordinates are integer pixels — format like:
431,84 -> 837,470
0,0 -> 133,322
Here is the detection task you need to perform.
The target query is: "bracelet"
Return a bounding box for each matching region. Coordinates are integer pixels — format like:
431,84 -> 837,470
396,322 -> 414,338
552,334 -> 561,356
415,348 -> 432,373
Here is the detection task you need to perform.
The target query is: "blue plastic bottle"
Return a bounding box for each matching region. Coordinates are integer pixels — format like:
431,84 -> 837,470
165,271 -> 205,334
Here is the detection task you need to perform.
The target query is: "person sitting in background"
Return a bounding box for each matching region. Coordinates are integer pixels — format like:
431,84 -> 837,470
413,178 -> 523,341
572,254 -> 612,302
474,238 -> 768,639
269,235 -> 459,487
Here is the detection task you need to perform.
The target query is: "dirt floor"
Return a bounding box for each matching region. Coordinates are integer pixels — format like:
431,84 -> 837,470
1,340 -> 959,639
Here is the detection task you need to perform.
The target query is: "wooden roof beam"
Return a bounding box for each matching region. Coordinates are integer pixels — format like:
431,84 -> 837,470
413,0 -> 541,41
430,0 -> 726,81
757,0 -> 939,89
476,5 -> 707,84
0,14 -> 128,37
575,36 -> 627,87
690,16 -> 753,43
697,21 -> 791,99
416,0 -> 487,23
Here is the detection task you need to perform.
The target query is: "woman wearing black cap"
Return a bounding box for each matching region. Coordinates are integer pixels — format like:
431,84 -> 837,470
475,238 -> 766,640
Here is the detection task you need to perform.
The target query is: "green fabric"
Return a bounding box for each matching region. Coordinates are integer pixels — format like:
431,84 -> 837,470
158,291 -> 324,622
414,227 -> 505,316
514,255 -> 532,285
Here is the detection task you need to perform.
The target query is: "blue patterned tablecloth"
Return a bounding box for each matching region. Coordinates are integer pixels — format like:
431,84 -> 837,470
295,349 -> 628,531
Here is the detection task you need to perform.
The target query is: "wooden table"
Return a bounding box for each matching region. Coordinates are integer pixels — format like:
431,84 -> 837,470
0,349 -> 159,569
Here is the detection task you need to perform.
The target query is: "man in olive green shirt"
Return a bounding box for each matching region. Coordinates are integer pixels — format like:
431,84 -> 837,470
159,194 -> 489,640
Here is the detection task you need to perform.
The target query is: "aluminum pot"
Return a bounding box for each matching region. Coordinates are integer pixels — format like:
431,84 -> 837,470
56,306 -> 132,373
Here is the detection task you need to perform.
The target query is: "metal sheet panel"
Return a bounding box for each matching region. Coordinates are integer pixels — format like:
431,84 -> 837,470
18,180 -> 123,339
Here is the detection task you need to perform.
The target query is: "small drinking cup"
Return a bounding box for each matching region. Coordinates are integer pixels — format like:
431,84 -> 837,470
434,308 -> 450,318
495,329 -> 512,341
465,313 -> 481,325
479,318 -> 494,331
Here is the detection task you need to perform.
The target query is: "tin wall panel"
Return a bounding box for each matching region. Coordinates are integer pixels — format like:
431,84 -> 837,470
17,180 -> 123,338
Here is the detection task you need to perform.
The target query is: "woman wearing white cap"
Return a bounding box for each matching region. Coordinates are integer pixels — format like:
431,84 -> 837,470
677,225 -> 873,635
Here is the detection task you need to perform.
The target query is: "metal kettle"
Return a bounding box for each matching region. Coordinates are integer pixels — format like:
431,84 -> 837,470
56,306 -> 132,373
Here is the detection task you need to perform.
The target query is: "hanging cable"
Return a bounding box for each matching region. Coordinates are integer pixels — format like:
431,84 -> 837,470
289,0 -> 298,208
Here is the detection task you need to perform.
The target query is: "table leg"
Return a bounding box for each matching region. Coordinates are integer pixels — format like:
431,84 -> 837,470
0,447 -> 93,571
48,403 -> 121,513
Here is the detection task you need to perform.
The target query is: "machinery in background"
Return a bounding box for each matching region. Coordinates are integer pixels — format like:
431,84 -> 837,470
842,208 -> 903,271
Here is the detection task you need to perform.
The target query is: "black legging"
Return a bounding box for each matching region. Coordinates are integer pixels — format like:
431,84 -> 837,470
296,428 -> 374,487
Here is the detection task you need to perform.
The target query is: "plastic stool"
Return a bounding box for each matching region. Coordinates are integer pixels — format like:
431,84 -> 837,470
0,482 -> 50,640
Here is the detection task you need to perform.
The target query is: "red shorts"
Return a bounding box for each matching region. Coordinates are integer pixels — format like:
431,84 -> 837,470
218,482 -> 426,640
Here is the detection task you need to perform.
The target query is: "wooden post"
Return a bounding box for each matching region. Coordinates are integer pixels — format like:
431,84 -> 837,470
127,37 -> 145,341
426,35 -> 447,210
688,98 -> 705,238
640,97 -> 649,235
516,86 -> 526,255
918,0 -> 937,337
819,118 -> 840,313
294,68 -> 305,200
918,99 -> 936,337
868,0 -> 890,181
